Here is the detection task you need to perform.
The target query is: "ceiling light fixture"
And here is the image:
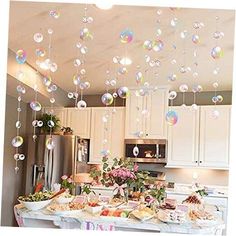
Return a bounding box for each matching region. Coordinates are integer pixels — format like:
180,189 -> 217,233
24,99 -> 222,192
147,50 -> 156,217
95,1 -> 113,10
120,57 -> 132,65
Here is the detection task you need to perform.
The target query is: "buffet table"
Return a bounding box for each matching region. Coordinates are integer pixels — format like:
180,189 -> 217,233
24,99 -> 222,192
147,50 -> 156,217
14,204 -> 225,235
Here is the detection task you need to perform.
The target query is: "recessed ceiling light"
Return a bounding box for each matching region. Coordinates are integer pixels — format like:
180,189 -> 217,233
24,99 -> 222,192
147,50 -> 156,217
95,2 -> 113,10
120,57 -> 132,66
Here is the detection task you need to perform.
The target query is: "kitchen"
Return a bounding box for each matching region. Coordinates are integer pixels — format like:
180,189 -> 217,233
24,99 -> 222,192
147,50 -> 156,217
0,1 -> 233,235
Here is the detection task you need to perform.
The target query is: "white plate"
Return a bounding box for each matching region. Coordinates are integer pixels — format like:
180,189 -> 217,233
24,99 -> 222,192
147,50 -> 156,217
46,206 -> 83,216
157,210 -> 186,224
131,209 -> 155,222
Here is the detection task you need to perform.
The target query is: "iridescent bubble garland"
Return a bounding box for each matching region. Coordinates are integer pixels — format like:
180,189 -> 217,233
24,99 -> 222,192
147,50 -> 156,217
166,90 -> 178,126
211,16 -> 224,119
190,21 -> 204,112
12,49 -> 27,173
68,5 -> 92,108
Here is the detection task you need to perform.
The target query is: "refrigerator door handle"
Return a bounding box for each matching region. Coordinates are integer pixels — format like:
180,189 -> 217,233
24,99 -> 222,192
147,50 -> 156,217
32,164 -> 37,187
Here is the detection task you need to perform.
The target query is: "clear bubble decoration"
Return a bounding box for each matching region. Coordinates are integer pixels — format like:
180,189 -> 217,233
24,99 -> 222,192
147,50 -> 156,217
143,40 -> 153,50
47,120 -> 55,128
212,96 -> 219,103
118,67 -> 128,75
213,67 -> 220,75
32,120 -> 38,127
113,56 -> 120,64
50,62 -> 58,73
37,120 -> 43,127
213,31 -> 224,40
15,121 -> 21,129
156,29 -> 162,36
80,27 -> 93,41
14,153 -> 20,161
49,10 -> 60,19
212,110 -> 220,119
211,46 -> 223,59
16,49 -> 27,64
30,101 -> 42,112
110,79 -> 116,87
170,17 -> 178,27
68,92 -> 74,99
73,92 -> 79,99
46,137 -> 55,150
19,154 -> 25,161
113,92 -> 118,98
144,55 -> 151,63
168,91 -> 177,100
180,30 -> 188,39
133,146 -> 139,157
74,59 -> 82,67
167,74 -> 177,82
80,68 -> 86,75
43,76 -> 52,87
73,74 -> 81,85
84,81 -> 91,89
118,86 -> 130,99
80,46 -> 88,55
50,98 -> 55,104
48,28 -> 53,35
193,21 -> 204,29
213,82 -> 219,89
101,93 -> 113,106
120,29 -> 133,43
135,72 -> 144,84
35,48 -> 46,57
192,85 -> 203,93
152,39 -> 164,52
77,100 -> 87,109
191,104 -> 198,111
134,131 -> 144,138
101,149 -> 111,157
33,33 -> 43,43
166,110 -> 178,126
217,95 -> 223,103
12,136 -> 23,148
179,84 -> 188,93
192,34 -> 200,44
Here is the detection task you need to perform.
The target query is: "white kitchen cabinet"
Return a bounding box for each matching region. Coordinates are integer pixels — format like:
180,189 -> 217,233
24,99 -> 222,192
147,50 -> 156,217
66,108 -> 91,138
167,106 -> 199,167
89,107 -> 125,164
43,107 -> 67,128
199,105 -> 231,169
125,87 -> 168,139
167,105 -> 231,169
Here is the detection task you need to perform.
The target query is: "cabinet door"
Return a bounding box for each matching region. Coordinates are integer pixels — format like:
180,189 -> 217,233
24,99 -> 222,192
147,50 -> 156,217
146,88 -> 168,138
43,107 -> 67,128
67,108 -> 91,138
109,107 -> 125,159
89,108 -> 109,164
125,89 -> 145,138
199,105 -> 231,169
167,106 -> 199,167
89,107 -> 125,164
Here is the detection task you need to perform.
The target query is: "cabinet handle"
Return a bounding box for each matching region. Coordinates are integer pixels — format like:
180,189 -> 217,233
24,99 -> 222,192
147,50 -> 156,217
199,161 -> 202,164
195,161 -> 198,163
146,134 -> 148,136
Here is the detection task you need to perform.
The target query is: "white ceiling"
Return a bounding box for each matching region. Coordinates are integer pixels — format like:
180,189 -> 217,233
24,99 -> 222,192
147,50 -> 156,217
8,2 -> 235,95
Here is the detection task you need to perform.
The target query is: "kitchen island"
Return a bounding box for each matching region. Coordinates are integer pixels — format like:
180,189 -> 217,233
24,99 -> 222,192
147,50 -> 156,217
14,204 -> 225,235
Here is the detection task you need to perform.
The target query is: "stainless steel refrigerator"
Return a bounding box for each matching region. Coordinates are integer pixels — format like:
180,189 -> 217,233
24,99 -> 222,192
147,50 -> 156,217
25,134 -> 89,194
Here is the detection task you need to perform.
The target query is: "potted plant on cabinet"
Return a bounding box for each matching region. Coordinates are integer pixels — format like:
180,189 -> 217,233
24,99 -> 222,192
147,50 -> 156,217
37,113 -> 61,134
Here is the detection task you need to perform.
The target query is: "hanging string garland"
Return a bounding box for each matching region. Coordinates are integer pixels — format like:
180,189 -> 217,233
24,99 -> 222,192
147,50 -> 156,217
12,49 -> 27,173
67,5 -> 92,108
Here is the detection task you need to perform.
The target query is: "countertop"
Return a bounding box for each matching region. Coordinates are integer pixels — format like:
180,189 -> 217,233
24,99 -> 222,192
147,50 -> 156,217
14,204 -> 225,234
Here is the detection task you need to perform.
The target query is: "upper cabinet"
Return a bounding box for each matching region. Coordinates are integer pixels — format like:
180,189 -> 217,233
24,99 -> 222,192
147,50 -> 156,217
89,107 -> 125,164
167,106 -> 199,167
199,105 -> 231,169
43,107 -> 68,128
67,108 -> 91,139
167,105 -> 231,169
125,87 -> 168,139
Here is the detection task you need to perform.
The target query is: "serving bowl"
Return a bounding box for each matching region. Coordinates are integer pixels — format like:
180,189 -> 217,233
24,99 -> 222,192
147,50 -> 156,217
18,199 -> 52,211
55,195 -> 74,204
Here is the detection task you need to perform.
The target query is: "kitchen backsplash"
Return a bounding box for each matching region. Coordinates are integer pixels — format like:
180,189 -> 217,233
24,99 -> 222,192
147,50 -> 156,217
138,164 -> 229,186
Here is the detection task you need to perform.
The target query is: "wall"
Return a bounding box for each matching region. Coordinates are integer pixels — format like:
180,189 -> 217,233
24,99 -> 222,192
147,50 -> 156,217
1,95 -> 28,227
138,164 -> 228,186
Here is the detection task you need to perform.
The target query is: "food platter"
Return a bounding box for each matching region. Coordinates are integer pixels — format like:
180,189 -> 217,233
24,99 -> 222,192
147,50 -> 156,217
131,207 -> 155,222
157,209 -> 187,224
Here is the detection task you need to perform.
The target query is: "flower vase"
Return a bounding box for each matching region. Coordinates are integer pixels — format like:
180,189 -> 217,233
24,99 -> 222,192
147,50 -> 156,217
113,184 -> 128,202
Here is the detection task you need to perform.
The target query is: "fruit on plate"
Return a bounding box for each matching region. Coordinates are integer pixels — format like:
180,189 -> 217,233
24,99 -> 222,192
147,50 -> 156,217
88,202 -> 100,207
100,208 -> 130,218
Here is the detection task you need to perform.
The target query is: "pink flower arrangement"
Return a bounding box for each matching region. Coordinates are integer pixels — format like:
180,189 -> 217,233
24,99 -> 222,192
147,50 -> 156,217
109,167 -> 136,186
60,174 -> 75,191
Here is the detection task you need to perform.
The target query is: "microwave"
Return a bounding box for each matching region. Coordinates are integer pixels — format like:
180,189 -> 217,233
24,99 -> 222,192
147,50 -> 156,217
125,139 -> 167,164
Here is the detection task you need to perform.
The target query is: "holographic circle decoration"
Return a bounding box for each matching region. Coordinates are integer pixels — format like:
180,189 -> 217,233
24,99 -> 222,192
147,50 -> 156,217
192,34 -> 200,44
101,93 -> 113,106
135,72 -> 144,84
152,39 -> 164,52
80,27 -> 93,41
211,46 -> 223,59
46,137 -> 55,150
30,101 -> 42,112
118,86 -> 130,99
168,91 -> 177,100
120,29 -> 133,43
167,74 -> 177,82
16,49 -> 27,64
179,84 -> 189,93
143,40 -> 153,50
77,100 -> 87,109
12,136 -> 23,148
49,10 -> 60,19
35,48 -> 46,57
166,110 -> 178,126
